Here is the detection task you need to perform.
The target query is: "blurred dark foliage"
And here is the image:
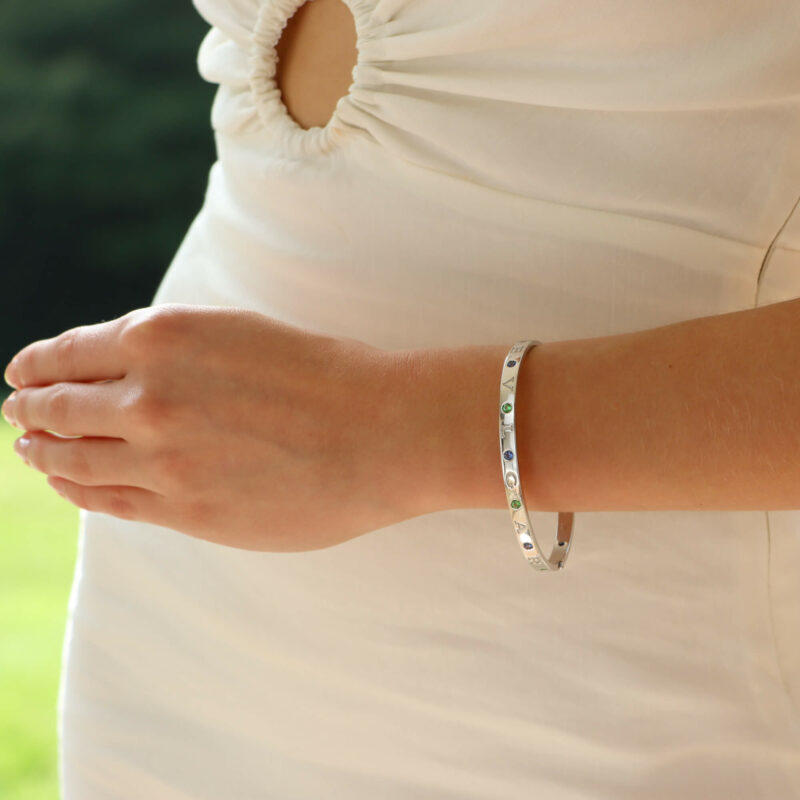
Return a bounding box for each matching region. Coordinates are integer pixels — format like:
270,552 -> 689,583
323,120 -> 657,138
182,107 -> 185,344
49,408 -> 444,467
0,0 -> 217,372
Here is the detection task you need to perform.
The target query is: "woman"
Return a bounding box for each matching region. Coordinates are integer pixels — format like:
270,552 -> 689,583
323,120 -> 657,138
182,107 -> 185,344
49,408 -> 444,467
3,0 -> 800,795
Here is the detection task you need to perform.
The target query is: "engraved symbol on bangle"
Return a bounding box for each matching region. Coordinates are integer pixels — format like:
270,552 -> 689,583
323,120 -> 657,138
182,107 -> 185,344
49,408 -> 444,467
505,472 -> 518,488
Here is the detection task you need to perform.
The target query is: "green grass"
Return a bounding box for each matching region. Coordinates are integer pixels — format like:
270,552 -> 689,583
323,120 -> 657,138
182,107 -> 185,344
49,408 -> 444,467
0,411 -> 79,800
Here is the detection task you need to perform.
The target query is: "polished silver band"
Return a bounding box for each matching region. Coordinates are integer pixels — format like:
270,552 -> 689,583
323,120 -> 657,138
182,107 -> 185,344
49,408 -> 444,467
499,340 -> 575,571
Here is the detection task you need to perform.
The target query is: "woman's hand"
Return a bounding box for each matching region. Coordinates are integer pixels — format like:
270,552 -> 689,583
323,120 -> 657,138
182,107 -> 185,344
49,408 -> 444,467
1,304 -> 439,551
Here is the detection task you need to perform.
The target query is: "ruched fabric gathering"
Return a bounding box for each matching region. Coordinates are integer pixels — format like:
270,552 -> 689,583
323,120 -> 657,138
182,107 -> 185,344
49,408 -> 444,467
248,0 -> 379,158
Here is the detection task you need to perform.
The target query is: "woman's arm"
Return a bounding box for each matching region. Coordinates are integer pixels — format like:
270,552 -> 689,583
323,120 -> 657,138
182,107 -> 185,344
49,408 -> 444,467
5,298 -> 800,550
395,296 -> 800,514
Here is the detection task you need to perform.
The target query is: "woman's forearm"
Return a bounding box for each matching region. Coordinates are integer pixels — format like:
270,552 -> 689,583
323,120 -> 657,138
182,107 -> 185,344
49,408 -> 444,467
393,297 -> 800,515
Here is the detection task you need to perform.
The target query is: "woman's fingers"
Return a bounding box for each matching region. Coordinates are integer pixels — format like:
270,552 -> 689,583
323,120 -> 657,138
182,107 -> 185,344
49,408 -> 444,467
17,432 -> 158,491
46,475 -> 168,526
6,315 -> 131,389
8,380 -> 128,437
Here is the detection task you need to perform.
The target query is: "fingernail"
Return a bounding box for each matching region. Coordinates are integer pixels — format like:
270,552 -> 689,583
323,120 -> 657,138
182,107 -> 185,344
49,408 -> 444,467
13,435 -> 30,464
2,392 -> 17,426
4,358 -> 20,388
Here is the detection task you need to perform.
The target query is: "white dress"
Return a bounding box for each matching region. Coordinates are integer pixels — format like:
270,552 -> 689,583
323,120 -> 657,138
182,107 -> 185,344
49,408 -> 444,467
59,1 -> 800,797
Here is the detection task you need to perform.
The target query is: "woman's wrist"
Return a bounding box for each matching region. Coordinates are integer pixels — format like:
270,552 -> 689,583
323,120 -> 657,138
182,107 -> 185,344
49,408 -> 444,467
380,343 -> 511,518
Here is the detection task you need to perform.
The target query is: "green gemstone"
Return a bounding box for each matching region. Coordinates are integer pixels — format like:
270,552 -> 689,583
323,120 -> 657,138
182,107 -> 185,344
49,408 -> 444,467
511,499 -> 521,509
501,403 -> 512,413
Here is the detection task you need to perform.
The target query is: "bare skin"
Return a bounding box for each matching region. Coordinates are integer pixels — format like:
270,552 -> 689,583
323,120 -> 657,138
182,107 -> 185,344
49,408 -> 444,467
5,296 -> 800,555
274,0 -> 358,130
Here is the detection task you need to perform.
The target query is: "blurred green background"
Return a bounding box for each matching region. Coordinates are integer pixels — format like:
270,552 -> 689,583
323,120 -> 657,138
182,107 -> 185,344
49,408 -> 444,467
1,1 -> 217,796
0,422 -> 78,800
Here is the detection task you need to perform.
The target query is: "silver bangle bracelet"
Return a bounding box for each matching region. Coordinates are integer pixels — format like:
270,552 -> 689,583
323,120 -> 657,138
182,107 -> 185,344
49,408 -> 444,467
499,340 -> 575,571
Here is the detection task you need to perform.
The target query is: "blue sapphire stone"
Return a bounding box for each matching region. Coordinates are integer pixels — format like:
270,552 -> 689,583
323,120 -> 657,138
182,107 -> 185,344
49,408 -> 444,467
523,542 -> 534,550
506,360 -> 517,367
503,450 -> 514,460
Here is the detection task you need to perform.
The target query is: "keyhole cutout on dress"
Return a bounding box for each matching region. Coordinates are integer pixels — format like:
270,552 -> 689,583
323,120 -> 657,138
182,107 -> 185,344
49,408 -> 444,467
274,0 -> 358,131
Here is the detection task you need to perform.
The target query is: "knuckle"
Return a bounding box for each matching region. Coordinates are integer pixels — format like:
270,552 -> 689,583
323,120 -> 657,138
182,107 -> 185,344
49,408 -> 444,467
66,448 -> 93,484
54,330 -> 79,373
125,389 -> 171,435
120,306 -> 190,355
47,384 -> 72,428
119,317 -> 158,356
106,488 -> 135,520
